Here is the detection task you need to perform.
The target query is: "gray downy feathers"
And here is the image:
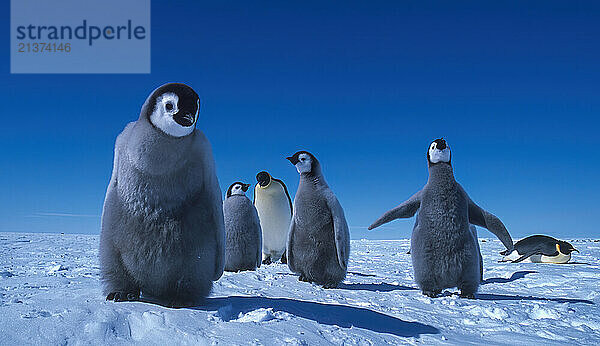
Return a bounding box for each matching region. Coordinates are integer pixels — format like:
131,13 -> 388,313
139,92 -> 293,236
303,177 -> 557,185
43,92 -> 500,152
286,151 -> 350,288
369,138 -> 513,297
100,83 -> 225,307
223,182 -> 262,271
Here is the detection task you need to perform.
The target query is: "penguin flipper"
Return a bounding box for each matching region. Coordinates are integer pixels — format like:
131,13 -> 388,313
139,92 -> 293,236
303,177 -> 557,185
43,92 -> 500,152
368,191 -> 421,230
467,197 -> 513,251
512,249 -> 544,263
470,225 -> 484,282
254,209 -> 263,268
286,220 -> 296,272
273,178 -> 294,216
325,192 -> 350,270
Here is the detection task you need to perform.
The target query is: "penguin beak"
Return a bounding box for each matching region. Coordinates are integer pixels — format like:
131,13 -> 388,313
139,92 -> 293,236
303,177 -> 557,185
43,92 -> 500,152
286,156 -> 299,165
573,248 -> 579,253
173,112 -> 195,127
242,184 -> 250,192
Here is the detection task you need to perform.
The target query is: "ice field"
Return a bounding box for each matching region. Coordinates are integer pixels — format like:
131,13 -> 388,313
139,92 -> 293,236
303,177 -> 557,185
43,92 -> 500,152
1,233 -> 599,345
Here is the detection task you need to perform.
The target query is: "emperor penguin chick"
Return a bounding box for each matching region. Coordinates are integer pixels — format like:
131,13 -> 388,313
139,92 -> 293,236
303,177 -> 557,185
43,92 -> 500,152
223,182 -> 262,272
286,151 -> 350,288
254,171 -> 293,265
369,138 -> 514,298
100,83 -> 225,307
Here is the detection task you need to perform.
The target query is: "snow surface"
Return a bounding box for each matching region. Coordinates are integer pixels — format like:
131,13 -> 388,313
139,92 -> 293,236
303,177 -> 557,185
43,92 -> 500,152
1,233 -> 599,345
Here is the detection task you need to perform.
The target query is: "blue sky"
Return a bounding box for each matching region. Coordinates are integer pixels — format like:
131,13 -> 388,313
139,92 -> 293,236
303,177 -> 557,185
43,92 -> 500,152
1,1 -> 598,239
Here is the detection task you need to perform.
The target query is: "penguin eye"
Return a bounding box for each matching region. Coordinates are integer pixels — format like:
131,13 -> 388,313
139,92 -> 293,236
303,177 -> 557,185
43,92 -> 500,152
165,102 -> 174,111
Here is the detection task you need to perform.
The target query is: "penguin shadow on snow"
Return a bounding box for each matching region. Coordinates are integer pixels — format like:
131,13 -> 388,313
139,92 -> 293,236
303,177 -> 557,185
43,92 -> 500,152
478,271 -> 593,304
336,282 -> 417,292
482,270 -> 537,285
199,296 -> 440,338
347,271 -> 378,277
473,293 -> 594,305
427,291 -> 594,305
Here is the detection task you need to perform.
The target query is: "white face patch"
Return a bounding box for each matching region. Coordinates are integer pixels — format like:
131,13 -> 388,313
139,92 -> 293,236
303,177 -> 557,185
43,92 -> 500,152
231,184 -> 245,196
428,142 -> 451,163
295,153 -> 312,174
149,93 -> 197,137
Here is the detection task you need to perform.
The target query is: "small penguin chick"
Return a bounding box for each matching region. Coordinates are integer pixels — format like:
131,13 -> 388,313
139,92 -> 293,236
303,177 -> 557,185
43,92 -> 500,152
224,181 -> 262,272
227,182 -> 251,197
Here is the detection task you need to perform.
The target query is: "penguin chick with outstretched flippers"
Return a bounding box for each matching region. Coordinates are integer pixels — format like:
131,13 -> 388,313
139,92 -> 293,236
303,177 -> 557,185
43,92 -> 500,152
501,235 -> 578,263
368,138 -> 514,298
286,151 -> 350,288
100,83 -> 225,307
223,182 -> 262,272
254,171 -> 293,265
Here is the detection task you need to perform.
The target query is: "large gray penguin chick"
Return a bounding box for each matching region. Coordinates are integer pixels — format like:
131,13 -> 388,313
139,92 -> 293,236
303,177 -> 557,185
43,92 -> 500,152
286,151 -> 350,288
99,83 -> 225,307
223,182 -> 262,272
369,138 -> 513,298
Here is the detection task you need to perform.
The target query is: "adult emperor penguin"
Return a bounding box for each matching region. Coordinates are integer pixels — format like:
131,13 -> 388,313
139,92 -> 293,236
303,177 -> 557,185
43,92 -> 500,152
369,138 -> 514,298
286,151 -> 350,288
500,235 -> 578,263
254,171 -> 293,265
223,182 -> 262,271
99,83 -> 225,307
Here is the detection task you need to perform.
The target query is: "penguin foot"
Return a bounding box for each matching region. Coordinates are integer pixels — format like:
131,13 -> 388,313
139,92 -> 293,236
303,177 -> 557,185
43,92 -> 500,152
298,275 -> 310,282
280,252 -> 287,264
422,290 -> 441,298
106,291 -> 139,302
322,283 -> 338,289
262,256 -> 272,265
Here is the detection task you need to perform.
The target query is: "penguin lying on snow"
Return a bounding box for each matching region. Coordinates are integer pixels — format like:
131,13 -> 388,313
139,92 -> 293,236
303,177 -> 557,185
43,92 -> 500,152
501,235 -> 578,263
254,171 -> 293,265
223,182 -> 262,272
369,138 -> 514,298
286,151 -> 350,288
100,83 -> 225,307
